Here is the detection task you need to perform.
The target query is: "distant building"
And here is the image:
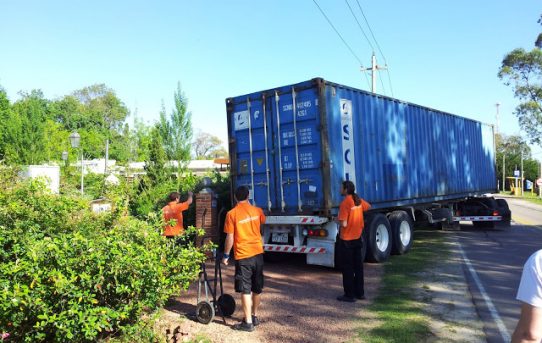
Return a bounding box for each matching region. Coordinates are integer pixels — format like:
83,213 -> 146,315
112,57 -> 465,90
126,159 -> 230,177
71,159 -> 116,175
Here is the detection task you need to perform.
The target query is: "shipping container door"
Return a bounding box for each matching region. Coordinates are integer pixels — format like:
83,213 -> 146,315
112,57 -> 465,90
230,96 -> 276,210
270,86 -> 323,213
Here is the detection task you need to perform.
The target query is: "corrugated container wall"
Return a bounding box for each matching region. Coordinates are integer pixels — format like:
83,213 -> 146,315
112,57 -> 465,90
226,78 -> 497,215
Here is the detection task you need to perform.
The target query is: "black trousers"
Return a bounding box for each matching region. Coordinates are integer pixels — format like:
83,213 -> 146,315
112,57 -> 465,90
337,238 -> 364,298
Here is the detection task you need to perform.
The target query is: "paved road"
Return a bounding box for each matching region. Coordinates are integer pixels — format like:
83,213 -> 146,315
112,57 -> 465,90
452,197 -> 542,343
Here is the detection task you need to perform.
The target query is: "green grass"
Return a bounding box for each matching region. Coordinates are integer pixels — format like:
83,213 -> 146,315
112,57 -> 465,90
518,192 -> 542,206
357,230 -> 449,343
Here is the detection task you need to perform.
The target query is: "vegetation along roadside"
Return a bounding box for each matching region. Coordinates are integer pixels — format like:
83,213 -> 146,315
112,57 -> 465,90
356,229 -> 484,343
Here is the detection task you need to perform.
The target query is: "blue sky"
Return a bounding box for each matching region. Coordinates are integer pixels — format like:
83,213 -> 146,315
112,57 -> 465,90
0,1 -> 540,155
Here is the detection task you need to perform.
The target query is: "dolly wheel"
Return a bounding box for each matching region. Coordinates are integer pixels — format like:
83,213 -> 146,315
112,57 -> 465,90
217,294 -> 236,317
196,301 -> 215,324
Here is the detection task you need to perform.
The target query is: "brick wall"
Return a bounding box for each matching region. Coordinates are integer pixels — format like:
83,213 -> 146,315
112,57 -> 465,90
195,190 -> 218,244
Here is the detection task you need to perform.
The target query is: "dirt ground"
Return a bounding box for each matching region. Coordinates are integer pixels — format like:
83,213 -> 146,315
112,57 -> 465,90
156,236 -> 486,343
159,254 -> 383,343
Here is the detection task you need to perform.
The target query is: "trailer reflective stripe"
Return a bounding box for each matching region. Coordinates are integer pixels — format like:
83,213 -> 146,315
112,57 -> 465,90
264,244 -> 326,254
453,216 -> 502,221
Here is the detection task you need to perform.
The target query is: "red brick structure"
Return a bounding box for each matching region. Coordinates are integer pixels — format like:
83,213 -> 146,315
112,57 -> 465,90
195,188 -> 219,244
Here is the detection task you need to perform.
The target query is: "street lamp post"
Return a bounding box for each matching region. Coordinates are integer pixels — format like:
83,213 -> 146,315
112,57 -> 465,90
61,151 -> 68,168
69,131 -> 83,195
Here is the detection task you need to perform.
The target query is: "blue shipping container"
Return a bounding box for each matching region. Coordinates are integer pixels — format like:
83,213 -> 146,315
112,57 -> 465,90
226,78 -> 496,214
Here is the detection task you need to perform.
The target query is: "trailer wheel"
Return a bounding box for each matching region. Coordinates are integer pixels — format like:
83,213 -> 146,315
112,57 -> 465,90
217,294 -> 236,317
365,214 -> 392,263
196,301 -> 215,324
389,211 -> 413,255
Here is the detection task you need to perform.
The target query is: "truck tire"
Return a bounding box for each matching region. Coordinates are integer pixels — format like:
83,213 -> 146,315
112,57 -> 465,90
364,214 -> 392,263
389,211 -> 413,255
496,199 -> 511,226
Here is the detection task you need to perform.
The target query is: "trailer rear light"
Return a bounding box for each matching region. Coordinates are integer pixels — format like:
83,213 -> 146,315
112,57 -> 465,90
456,210 -> 461,216
302,228 -> 328,237
493,210 -> 499,216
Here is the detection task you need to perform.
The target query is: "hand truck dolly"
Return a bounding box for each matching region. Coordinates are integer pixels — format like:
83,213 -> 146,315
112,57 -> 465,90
195,251 -> 236,324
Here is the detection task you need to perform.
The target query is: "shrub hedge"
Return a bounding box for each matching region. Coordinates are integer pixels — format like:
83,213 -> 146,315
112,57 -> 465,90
0,171 -> 208,342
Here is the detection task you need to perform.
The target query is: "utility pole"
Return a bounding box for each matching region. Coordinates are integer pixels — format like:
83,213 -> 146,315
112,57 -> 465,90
503,154 -> 506,193
495,102 -> 500,134
361,53 -> 387,93
521,150 -> 525,196
105,138 -> 109,174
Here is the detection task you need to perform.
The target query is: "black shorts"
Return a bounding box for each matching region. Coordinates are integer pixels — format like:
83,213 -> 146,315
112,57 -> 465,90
234,253 -> 264,295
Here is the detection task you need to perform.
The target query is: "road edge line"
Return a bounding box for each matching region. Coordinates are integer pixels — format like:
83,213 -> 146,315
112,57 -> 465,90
458,243 -> 511,342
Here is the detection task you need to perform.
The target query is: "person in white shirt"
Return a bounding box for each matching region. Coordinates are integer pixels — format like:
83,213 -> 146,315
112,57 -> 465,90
512,249 -> 542,343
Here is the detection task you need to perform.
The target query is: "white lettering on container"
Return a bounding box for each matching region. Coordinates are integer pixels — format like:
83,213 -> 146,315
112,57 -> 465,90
340,99 -> 357,187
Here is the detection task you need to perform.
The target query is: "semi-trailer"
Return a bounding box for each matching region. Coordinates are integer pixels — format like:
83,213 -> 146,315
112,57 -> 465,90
226,78 -> 505,267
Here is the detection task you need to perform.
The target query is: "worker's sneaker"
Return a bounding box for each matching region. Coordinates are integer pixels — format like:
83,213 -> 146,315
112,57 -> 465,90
336,295 -> 356,303
252,315 -> 260,326
355,295 -> 366,300
233,321 -> 254,332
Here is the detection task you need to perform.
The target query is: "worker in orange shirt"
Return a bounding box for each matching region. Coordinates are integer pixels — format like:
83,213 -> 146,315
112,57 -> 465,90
222,186 -> 266,332
162,191 -> 193,243
336,180 -> 371,303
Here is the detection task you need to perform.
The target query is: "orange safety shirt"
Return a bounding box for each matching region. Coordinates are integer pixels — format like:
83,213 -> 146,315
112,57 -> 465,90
338,195 -> 371,240
162,201 -> 190,236
224,201 -> 266,260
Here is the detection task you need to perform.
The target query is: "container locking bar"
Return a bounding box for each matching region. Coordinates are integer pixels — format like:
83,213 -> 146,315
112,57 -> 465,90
275,91 -> 286,212
262,94 -> 272,212
292,87 -> 302,212
246,98 -> 256,206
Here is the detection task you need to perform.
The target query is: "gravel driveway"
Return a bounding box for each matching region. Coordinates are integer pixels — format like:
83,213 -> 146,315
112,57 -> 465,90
164,254 -> 383,343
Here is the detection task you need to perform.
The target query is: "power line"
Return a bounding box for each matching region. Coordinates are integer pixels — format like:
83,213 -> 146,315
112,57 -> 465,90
344,0 -> 386,95
354,0 -> 394,97
379,71 -> 387,95
311,0 -> 371,89
344,0 -> 374,52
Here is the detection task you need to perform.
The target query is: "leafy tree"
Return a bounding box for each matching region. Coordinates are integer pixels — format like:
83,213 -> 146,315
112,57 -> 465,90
144,125 -> 167,185
53,84 -> 130,162
132,117 -> 152,162
496,133 -> 539,190
0,86 -> 11,160
158,101 -> 172,158
42,120 -> 70,162
72,84 -> 128,131
48,95 -> 82,131
159,83 -> 193,168
498,17 -> 542,145
193,131 -> 224,159
109,123 -> 132,164
4,90 -> 49,164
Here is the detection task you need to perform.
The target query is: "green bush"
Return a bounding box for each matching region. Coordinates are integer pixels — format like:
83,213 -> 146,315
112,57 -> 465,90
0,172 -> 208,342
